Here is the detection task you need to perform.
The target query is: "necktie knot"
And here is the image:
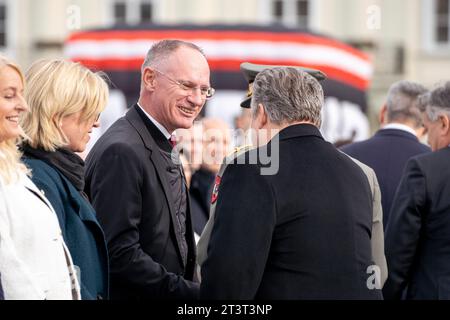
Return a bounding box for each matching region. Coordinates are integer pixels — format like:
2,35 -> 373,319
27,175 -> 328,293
169,134 -> 177,148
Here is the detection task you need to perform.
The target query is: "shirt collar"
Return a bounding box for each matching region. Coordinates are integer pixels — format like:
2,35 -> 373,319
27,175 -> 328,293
137,103 -> 172,140
381,123 -> 417,137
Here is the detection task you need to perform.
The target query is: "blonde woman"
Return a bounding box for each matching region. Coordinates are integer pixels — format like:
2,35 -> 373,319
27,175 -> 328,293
0,55 -> 80,300
20,59 -> 109,300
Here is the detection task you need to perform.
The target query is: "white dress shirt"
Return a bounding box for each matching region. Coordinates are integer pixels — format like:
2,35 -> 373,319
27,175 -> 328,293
381,123 -> 417,137
137,103 -> 172,139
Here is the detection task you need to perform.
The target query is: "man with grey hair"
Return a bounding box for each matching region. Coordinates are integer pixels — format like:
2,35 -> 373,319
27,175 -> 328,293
86,39 -> 214,299
384,81 -> 450,300
200,66 -> 382,299
342,81 -> 430,228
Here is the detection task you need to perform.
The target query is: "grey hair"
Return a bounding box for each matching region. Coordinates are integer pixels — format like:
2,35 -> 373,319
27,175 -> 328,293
385,80 -> 428,128
419,81 -> 450,121
250,67 -> 324,126
141,39 -> 205,71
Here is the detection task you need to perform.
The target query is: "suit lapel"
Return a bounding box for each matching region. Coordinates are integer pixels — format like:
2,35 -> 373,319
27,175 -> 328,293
125,105 -> 186,266
23,175 -> 55,212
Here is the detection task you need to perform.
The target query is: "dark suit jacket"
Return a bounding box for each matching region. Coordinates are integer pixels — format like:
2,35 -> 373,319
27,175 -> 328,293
22,157 -> 109,300
383,147 -> 450,300
85,104 -> 198,300
200,124 -> 382,300
189,168 -> 215,236
341,129 -> 430,227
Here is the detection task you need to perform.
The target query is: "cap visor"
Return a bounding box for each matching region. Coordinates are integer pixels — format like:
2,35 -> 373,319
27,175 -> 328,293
240,97 -> 251,108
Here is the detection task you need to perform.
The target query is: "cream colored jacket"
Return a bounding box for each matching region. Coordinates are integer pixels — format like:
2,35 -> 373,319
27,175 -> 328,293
0,172 -> 80,300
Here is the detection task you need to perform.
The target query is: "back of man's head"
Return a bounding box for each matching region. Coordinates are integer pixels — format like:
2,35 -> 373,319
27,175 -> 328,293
385,80 -> 428,128
251,67 -> 324,127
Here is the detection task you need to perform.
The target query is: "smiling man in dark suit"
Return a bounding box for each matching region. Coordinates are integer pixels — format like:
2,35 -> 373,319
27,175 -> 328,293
341,81 -> 431,228
85,40 -> 214,299
383,82 -> 450,300
200,65 -> 382,300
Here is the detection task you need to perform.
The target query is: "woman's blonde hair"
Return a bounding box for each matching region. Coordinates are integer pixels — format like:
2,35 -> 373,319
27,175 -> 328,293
0,55 -> 29,184
21,59 -> 109,151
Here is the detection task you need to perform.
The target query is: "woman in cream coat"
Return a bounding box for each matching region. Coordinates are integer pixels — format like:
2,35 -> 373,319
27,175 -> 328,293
0,55 -> 80,300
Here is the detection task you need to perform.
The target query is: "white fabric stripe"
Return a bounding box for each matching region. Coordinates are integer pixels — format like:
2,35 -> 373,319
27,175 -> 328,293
64,39 -> 372,79
381,123 -> 418,137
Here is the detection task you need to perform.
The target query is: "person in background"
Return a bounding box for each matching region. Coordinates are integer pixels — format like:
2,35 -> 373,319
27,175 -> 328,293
85,39 -> 213,299
176,121 -> 203,174
341,81 -> 430,227
233,108 -> 252,147
383,81 -> 450,300
179,152 -> 192,188
189,118 -> 231,240
20,59 -> 109,300
0,55 -> 80,300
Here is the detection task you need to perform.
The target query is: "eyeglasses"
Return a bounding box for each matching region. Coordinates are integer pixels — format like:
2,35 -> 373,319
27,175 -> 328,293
153,69 -> 215,99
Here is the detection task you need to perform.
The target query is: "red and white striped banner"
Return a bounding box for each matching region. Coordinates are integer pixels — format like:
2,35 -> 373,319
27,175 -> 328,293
65,26 -> 372,91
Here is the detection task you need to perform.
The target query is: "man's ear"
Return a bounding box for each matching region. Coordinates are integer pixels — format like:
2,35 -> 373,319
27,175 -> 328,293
379,104 -> 387,125
257,104 -> 268,128
142,67 -> 157,92
440,114 -> 450,135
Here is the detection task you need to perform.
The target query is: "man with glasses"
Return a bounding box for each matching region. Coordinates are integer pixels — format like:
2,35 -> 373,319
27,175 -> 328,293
85,39 -> 213,299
